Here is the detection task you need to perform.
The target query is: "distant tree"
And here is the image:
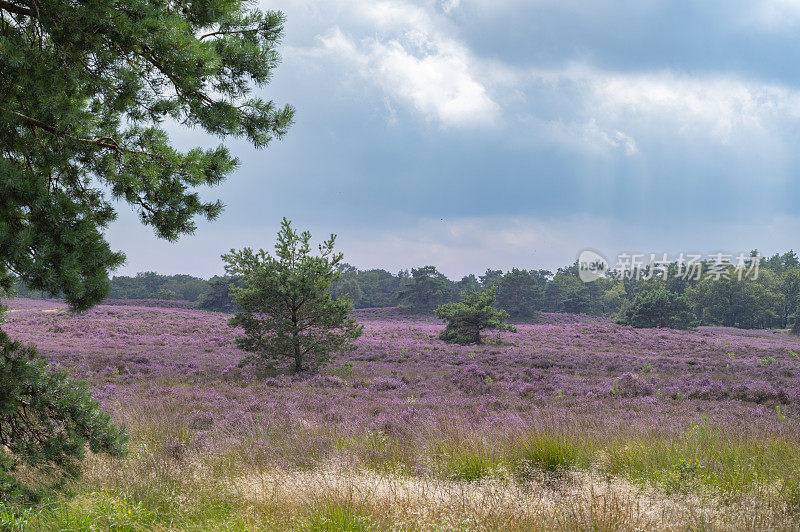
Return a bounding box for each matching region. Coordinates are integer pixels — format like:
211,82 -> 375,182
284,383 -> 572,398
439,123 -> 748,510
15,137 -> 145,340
496,268 -> 543,320
617,289 -> 695,330
664,263 -> 699,295
599,281 -> 626,315
164,275 -> 209,302
778,269 -> 800,327
456,274 -> 481,294
790,307 -> 800,335
156,288 -> 176,300
331,272 -> 363,308
9,275 -> 47,299
223,219 -> 363,373
479,269 -> 504,290
198,276 -> 240,312
398,266 -> 454,312
686,274 -> 780,329
544,273 -> 597,314
764,250 -> 799,274
107,273 -> 209,301
435,287 -> 516,345
352,269 -> 402,308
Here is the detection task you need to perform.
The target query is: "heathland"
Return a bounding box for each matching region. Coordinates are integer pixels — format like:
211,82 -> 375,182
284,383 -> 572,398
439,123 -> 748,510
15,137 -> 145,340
2,298 -> 800,530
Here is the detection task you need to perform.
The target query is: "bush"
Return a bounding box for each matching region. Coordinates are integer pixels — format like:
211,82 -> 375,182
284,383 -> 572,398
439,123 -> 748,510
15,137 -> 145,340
435,288 -> 516,345
0,331 -> 128,495
156,288 -> 176,300
617,289 -> 695,330
224,219 -> 363,373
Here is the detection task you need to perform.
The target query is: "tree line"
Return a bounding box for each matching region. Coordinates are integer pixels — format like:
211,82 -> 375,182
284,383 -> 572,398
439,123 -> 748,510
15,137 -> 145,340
14,249 -> 800,331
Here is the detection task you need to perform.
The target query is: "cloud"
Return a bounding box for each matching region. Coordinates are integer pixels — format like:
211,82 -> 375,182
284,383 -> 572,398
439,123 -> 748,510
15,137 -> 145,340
305,1 -> 500,128
587,69 -> 800,142
500,63 -> 800,160
752,0 -> 800,27
284,1 -> 800,148
439,0 -> 462,13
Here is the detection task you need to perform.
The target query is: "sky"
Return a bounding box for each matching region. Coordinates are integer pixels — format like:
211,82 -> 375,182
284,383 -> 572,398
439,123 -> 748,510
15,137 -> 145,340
108,0 -> 800,280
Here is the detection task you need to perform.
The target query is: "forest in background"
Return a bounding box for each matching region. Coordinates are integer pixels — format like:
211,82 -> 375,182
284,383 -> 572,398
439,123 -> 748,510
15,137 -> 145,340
12,250 -> 800,330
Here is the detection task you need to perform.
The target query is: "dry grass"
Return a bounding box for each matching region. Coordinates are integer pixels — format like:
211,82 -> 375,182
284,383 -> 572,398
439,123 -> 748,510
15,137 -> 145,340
3,418 -> 800,530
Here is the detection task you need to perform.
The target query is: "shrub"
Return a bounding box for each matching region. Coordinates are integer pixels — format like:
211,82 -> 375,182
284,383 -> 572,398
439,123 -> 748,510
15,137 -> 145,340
156,288 -> 176,300
224,219 -> 363,373
435,288 -> 516,345
613,372 -> 653,397
452,364 -> 494,395
617,289 -> 695,330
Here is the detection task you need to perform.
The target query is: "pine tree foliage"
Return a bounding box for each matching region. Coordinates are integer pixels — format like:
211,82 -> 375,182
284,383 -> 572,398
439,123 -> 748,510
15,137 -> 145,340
617,289 -> 695,330
435,287 -> 516,345
0,0 -> 294,311
223,219 -> 363,373
0,304 -> 127,494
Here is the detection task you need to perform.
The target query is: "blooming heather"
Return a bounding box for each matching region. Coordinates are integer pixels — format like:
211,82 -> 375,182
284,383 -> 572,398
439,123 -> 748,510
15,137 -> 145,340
2,298 -> 798,449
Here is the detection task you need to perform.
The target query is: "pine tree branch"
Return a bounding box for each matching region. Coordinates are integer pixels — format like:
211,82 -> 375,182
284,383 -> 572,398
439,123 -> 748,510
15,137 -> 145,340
0,0 -> 34,18
0,107 -> 155,157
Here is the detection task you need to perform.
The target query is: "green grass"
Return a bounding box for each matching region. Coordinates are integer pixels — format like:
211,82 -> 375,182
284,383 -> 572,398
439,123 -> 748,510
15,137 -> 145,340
440,448 -> 499,481
0,490 -> 257,532
511,433 -> 592,474
599,422 -> 800,494
2,488 -> 381,532
4,419 -> 800,530
301,503 -> 374,532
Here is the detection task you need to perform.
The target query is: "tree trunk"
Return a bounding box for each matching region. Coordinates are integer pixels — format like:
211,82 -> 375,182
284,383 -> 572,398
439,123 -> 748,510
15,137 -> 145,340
292,332 -> 301,372
292,308 -> 302,372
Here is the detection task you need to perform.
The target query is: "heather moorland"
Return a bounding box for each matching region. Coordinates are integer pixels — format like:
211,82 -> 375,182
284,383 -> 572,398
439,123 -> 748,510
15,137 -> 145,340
2,298 -> 800,530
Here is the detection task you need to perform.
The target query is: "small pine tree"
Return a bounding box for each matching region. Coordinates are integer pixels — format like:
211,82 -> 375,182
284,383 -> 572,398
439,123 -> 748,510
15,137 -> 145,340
617,289 -> 695,330
435,287 -> 516,345
223,219 -> 363,373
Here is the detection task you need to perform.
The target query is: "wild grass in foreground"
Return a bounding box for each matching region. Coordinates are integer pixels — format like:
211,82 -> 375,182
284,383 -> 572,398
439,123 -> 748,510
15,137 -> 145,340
2,418 -> 799,531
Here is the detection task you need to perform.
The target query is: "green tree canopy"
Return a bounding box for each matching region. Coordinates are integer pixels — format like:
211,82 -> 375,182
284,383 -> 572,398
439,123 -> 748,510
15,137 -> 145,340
685,273 -> 780,329
435,287 -> 516,345
224,219 -> 363,373
496,268 -> 546,319
617,289 -> 695,330
399,266 -> 454,312
778,268 -> 800,327
0,0 -> 293,310
479,268 -> 503,290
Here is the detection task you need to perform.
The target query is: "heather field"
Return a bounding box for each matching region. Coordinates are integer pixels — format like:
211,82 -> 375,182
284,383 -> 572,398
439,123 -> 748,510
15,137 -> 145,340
3,298 -> 800,530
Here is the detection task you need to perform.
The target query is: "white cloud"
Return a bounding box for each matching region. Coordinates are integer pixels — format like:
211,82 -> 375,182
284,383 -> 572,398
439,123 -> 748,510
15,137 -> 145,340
505,64 -> 800,158
305,1 -> 500,128
588,69 -> 800,142
280,0 -> 800,154
439,0 -> 462,13
753,0 -> 800,27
